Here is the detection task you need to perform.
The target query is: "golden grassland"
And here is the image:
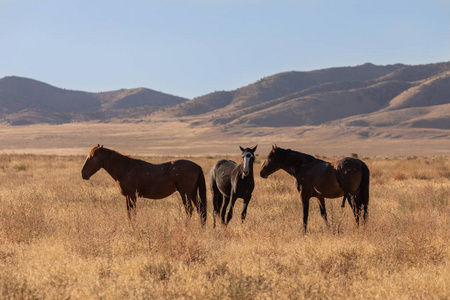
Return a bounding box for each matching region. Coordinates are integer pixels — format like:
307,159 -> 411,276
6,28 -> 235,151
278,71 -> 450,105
0,153 -> 449,299
1,122 -> 449,157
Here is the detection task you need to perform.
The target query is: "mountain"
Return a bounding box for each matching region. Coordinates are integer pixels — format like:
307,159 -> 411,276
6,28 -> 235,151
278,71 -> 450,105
1,62 -> 450,130
155,62 -> 450,130
0,76 -> 187,125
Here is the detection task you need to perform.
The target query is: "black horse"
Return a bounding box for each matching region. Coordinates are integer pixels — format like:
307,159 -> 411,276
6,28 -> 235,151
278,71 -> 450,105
210,146 -> 257,226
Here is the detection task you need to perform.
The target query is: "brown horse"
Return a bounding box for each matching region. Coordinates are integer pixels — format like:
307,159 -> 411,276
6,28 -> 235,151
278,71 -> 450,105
260,145 -> 370,232
81,145 -> 207,227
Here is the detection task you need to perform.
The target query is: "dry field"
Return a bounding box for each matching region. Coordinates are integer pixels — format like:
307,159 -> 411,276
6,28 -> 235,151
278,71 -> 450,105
1,122 -> 449,157
0,153 -> 449,299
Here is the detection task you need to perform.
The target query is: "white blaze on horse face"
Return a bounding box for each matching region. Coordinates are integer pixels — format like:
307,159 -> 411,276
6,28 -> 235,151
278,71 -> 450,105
82,155 -> 91,170
81,155 -> 92,179
242,151 -> 253,175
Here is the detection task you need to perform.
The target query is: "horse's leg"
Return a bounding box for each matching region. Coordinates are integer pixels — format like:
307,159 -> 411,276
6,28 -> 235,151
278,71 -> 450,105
360,161 -> 370,225
351,195 -> 361,226
345,194 -> 357,223
241,196 -> 251,223
221,196 -> 230,225
214,194 -> 223,228
188,189 -> 206,226
226,193 -> 238,224
354,193 -> 367,226
362,202 -> 368,224
347,194 -> 355,209
317,196 -> 329,227
126,195 -> 137,230
211,182 -> 222,228
345,193 -> 362,226
179,192 -> 193,220
301,195 -> 310,233
341,195 -> 347,207
189,191 -> 199,213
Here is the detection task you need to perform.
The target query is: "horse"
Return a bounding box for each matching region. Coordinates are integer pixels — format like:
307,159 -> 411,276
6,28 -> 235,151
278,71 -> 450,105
81,145 -> 207,228
210,145 -> 257,227
260,145 -> 370,232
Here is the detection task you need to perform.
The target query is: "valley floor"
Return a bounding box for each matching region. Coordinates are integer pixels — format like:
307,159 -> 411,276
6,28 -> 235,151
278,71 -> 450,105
0,121 -> 449,157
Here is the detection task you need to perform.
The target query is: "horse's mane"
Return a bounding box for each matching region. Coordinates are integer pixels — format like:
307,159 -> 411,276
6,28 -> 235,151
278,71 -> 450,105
279,148 -> 317,164
102,147 -> 147,165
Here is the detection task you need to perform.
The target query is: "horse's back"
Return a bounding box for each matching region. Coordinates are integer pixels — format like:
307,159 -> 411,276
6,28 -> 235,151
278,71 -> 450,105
210,159 -> 237,196
210,160 -> 236,177
171,159 -> 202,174
333,157 -> 364,194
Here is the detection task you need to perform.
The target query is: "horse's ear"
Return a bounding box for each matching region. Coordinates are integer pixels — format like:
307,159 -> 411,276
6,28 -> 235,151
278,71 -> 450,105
272,145 -> 277,152
239,146 -> 245,152
100,145 -> 103,148
97,144 -> 100,147
252,145 -> 258,152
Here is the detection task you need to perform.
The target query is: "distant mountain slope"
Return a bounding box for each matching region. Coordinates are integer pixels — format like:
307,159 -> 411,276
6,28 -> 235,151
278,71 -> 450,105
156,62 -> 450,129
226,80 -> 414,127
0,76 -> 100,114
1,61 -> 450,129
0,76 -> 188,124
95,88 -> 187,110
382,71 -> 450,111
338,103 -> 450,129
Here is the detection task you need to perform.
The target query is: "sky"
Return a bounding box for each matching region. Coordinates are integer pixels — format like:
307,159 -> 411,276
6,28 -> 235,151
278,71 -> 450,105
1,0 -> 450,99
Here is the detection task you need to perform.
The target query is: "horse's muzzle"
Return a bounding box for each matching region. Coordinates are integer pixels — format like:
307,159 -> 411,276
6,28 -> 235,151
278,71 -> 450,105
260,171 -> 268,179
81,171 -> 90,180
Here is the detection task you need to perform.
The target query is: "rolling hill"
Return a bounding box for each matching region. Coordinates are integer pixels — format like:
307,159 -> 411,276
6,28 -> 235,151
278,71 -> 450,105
0,76 -> 187,125
157,62 -> 450,130
1,62 -> 449,131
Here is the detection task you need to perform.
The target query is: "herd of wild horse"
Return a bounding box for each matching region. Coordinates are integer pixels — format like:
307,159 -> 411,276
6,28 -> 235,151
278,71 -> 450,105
81,144 -> 370,231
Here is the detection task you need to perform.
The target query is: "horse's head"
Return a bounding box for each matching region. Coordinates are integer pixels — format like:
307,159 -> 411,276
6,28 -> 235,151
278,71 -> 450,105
240,145 -> 257,176
260,145 -> 283,179
81,144 -> 104,180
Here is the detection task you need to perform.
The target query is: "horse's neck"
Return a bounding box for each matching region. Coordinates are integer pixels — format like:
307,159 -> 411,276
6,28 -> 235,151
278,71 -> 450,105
282,151 -> 315,177
246,164 -> 255,179
101,149 -> 133,181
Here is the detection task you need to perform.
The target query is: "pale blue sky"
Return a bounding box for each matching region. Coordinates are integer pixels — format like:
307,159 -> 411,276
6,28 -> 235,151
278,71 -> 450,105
1,0 -> 449,98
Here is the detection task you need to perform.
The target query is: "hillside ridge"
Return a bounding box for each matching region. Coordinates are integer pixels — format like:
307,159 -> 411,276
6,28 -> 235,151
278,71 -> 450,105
0,76 -> 187,125
1,61 -> 449,129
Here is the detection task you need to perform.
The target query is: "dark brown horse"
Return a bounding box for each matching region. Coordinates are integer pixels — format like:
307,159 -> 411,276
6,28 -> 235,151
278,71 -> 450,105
260,145 -> 369,232
81,145 -> 207,227
210,146 -> 257,226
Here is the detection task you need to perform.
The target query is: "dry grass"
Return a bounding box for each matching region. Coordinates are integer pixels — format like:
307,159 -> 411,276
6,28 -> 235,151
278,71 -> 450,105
0,154 -> 448,299
1,122 -> 450,157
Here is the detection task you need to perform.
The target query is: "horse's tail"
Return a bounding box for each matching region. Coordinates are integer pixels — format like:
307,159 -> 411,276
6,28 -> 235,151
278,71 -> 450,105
197,168 -> 207,226
359,162 -> 370,222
